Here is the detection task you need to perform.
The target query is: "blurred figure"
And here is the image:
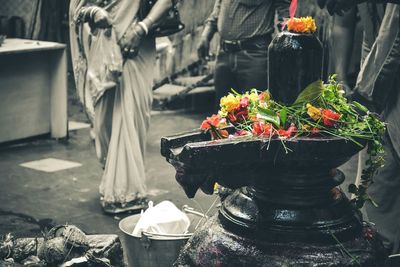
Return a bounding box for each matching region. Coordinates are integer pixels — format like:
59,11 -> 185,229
320,0 -> 400,254
197,0 -> 290,109
69,0 -> 173,214
353,5 -> 400,254
317,0 -> 399,15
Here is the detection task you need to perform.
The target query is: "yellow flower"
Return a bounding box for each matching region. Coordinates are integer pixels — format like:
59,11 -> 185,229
220,94 -> 240,112
287,17 -> 317,34
306,103 -> 322,121
245,91 -> 259,104
214,182 -> 220,193
218,109 -> 228,118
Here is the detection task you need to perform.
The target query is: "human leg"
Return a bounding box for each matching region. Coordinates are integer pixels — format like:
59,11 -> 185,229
94,88 -> 115,167
214,50 -> 238,111
234,48 -> 268,92
99,38 -> 155,214
365,135 -> 400,254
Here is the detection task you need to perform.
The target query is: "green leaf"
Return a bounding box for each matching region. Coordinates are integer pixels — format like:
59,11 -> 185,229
280,107 -> 288,126
230,88 -> 240,95
258,107 -> 280,128
293,80 -> 324,106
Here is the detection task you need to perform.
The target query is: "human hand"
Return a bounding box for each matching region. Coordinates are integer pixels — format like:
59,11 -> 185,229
317,0 -> 358,15
197,37 -> 211,61
119,24 -> 145,58
93,8 -> 111,28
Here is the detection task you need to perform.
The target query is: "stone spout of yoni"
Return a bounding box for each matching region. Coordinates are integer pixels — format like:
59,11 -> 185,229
161,129 -> 365,199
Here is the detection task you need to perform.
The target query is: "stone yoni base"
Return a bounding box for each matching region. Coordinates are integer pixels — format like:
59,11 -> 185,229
175,214 -> 387,267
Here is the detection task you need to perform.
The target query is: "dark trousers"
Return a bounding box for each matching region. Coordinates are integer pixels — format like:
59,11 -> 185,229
214,46 -> 269,110
365,134 -> 400,254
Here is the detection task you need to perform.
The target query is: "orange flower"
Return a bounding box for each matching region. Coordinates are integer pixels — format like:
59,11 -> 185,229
211,129 -> 229,139
252,122 -> 274,137
287,17 -> 317,34
200,114 -> 224,130
259,91 -> 271,103
277,124 -> 297,138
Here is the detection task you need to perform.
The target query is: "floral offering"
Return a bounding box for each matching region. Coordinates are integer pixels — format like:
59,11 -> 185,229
287,16 -> 317,34
200,76 -> 386,208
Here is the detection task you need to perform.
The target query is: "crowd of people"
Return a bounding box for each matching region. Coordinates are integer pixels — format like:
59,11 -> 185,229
69,0 -> 400,256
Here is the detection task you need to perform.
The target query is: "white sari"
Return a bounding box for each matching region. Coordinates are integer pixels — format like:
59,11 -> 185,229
70,0 -> 155,209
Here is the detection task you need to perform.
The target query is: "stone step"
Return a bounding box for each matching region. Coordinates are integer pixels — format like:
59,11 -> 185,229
152,84 -> 187,111
152,77 -> 216,112
184,86 -> 215,112
174,75 -> 209,86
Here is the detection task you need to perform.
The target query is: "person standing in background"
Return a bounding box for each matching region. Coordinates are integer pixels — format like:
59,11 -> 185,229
69,0 -> 173,214
319,0 -> 400,255
197,0 -> 290,109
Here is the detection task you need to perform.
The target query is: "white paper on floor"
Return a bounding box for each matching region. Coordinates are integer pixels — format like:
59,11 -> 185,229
20,158 -> 82,173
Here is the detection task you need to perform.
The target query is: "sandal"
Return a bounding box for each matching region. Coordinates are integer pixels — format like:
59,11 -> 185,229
101,198 -> 149,214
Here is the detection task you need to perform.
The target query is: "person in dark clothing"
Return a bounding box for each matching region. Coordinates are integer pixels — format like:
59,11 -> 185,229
320,0 -> 400,255
197,0 -> 290,108
317,0 -> 400,15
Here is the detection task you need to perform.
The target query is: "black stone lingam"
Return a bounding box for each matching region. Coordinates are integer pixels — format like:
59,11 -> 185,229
268,32 -> 323,105
160,31 -> 387,266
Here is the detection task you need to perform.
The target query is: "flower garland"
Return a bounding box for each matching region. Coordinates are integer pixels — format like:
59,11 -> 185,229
200,75 -> 385,208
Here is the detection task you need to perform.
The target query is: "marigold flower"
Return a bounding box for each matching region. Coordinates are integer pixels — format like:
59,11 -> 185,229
322,109 -> 341,127
287,17 -> 317,34
306,103 -> 322,121
220,94 -> 240,113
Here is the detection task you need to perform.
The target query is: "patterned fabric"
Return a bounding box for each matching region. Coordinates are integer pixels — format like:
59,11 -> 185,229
206,0 -> 290,40
0,0 -> 41,39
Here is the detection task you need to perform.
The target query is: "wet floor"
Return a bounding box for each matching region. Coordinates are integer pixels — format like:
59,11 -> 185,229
0,85 -> 217,237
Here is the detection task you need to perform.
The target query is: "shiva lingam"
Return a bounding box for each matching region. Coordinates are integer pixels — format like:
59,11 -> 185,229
161,22 -> 387,266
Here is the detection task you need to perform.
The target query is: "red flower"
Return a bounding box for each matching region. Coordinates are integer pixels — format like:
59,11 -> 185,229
227,107 -> 249,124
322,109 -> 341,127
235,130 -> 250,136
240,97 -> 249,108
200,114 -> 222,130
211,129 -> 229,139
277,124 -> 297,138
311,127 -> 320,135
252,122 -> 274,137
259,91 -> 270,102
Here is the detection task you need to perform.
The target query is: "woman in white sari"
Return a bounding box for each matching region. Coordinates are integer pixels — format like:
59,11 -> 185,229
69,0 -> 173,213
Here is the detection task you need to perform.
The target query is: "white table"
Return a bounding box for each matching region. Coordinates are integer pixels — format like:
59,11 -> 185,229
0,38 -> 68,143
